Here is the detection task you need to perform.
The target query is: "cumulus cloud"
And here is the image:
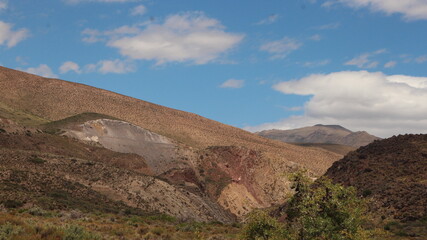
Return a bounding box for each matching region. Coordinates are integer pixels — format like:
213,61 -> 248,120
59,61 -> 81,74
384,61 -> 397,68
131,4 -> 146,16
22,64 -> 58,78
260,37 -> 302,59
220,79 -> 245,88
0,21 -> 29,48
100,12 -> 244,65
256,14 -> 279,25
344,49 -> 386,68
245,71 -> 427,137
328,0 -> 427,20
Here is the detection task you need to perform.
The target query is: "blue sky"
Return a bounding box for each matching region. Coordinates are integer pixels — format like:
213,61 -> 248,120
1,0 -> 427,137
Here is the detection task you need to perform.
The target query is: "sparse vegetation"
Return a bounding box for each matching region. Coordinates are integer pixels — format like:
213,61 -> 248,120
0,209 -> 240,240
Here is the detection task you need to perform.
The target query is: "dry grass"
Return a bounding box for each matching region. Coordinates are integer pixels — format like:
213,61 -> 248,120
0,209 -> 240,240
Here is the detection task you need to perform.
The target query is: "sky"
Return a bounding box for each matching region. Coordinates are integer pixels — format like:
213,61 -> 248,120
1,0 -> 427,137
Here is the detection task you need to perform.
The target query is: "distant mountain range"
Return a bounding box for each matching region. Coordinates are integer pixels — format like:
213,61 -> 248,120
257,124 -> 380,148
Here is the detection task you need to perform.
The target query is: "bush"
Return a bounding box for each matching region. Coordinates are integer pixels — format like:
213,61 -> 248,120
63,225 -> 100,240
2,200 -> 24,209
285,174 -> 367,240
0,222 -> 23,240
241,171 -> 368,240
241,210 -> 288,240
28,155 -> 46,164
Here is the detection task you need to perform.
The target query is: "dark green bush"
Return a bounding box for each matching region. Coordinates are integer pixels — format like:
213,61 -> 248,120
2,200 -> 24,209
28,156 -> 46,164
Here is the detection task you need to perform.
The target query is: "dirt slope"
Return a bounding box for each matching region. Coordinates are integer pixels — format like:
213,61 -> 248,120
257,124 -> 380,148
0,66 -> 339,176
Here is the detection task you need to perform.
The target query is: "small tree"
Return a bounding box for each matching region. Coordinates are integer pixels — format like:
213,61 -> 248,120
241,210 -> 288,240
241,171 -> 367,240
286,173 -> 367,240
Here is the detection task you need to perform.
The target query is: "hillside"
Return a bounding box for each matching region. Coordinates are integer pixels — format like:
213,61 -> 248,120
257,124 -> 380,148
0,66 -> 339,175
0,65 -> 346,225
325,134 -> 427,237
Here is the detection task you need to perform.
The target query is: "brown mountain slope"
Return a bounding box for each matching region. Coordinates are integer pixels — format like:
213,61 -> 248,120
0,124 -> 234,222
325,134 -> 427,222
257,124 -> 380,148
0,66 -> 339,175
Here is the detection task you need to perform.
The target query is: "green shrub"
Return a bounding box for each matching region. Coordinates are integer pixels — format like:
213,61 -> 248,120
241,210 -> 288,240
241,171 -> 368,240
63,225 -> 101,240
0,222 -> 22,240
362,189 -> 372,197
28,207 -> 49,216
2,199 -> 24,209
28,155 -> 46,164
285,174 -> 367,240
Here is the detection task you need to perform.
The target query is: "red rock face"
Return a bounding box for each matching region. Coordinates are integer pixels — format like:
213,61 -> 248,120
325,134 -> 427,222
199,146 -> 262,202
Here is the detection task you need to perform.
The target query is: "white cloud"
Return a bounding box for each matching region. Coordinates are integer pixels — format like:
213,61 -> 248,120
0,0 -> 7,10
330,0 -> 427,20
131,4 -> 146,16
384,61 -> 397,68
104,12 -> 244,65
0,21 -> 29,48
60,61 -> 81,74
22,64 -> 58,78
64,0 -> 139,4
260,37 -> 302,59
245,71 -> 427,137
344,49 -> 386,68
220,79 -> 245,88
84,59 -> 135,74
256,14 -> 279,25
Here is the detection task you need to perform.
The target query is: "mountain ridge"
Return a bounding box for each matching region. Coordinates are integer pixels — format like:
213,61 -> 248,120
257,124 -> 380,148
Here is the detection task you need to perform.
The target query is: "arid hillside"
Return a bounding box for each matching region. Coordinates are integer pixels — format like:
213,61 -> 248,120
0,66 -> 339,175
257,124 -> 380,148
325,134 -> 427,222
